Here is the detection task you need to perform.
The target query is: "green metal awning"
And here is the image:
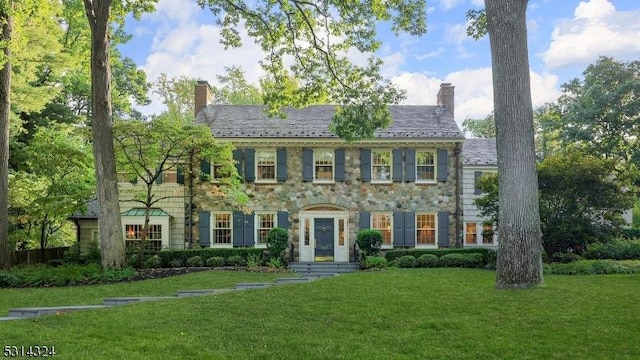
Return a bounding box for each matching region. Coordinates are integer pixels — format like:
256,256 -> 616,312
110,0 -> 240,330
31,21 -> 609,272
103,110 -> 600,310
121,208 -> 171,217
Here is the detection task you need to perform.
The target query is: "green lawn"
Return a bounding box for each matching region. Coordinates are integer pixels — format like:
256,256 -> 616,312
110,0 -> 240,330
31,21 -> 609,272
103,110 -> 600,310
2,268 -> 639,359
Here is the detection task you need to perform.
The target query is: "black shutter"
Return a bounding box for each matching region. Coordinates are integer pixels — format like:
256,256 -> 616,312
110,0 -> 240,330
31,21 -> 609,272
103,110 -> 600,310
233,149 -> 244,179
155,167 -> 163,184
474,171 -> 483,195
437,149 -> 448,182
392,149 -> 403,182
335,149 -> 345,182
393,212 -> 405,247
245,149 -> 255,182
405,149 -> 416,182
277,211 -> 290,229
233,211 -> 244,246
359,211 -> 370,230
276,148 -> 287,181
302,148 -> 313,181
200,160 -> 210,181
177,165 -> 185,185
360,149 -> 371,182
438,212 -> 450,247
243,213 -> 255,246
404,212 -> 416,247
198,211 -> 211,247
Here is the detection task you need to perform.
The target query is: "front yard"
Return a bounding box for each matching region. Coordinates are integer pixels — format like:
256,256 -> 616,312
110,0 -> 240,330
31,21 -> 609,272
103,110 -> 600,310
1,268 -> 639,359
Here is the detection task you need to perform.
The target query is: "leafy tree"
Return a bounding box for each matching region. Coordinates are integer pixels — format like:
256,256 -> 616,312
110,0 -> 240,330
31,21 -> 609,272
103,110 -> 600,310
154,74 -> 197,122
212,66 -> 263,105
113,115 -> 244,264
199,0 -> 426,141
474,151 -> 633,257
468,0 -> 543,288
9,125 -> 95,256
557,56 -> 640,164
462,112 -> 495,138
533,104 -> 562,160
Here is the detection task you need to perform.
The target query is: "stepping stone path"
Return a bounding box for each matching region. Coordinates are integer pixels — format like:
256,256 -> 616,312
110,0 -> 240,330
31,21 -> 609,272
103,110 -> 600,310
0,263 -> 357,321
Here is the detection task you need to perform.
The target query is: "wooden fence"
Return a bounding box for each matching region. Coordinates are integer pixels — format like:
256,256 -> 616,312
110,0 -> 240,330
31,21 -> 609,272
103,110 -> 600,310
11,247 -> 69,266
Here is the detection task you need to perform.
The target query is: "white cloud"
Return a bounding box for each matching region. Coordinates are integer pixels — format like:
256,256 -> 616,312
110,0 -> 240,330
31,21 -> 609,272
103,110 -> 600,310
541,0 -> 640,69
439,0 -> 466,11
444,23 -> 469,45
392,68 -> 560,126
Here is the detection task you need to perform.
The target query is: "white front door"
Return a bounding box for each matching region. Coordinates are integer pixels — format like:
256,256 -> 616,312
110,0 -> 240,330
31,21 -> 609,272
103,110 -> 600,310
299,211 -> 349,262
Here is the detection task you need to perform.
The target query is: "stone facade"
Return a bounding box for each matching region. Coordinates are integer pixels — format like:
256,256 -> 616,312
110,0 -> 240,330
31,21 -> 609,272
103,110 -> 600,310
193,142 -> 463,259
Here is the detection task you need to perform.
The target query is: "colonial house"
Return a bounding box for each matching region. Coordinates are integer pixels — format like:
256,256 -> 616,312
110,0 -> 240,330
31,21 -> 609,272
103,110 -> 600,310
71,82 -> 502,261
460,138 -> 498,248
192,82 -> 464,262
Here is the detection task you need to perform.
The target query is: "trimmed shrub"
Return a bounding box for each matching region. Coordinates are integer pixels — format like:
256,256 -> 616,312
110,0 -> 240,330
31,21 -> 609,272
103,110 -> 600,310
439,253 -> 484,268
386,248 -> 494,266
143,255 -> 162,269
267,227 -> 289,262
416,254 -> 439,268
169,259 -> 184,268
620,227 -> 640,240
544,260 -> 640,275
158,248 -> 263,267
226,255 -> 247,266
582,240 -> 640,260
395,255 -> 417,268
362,256 -> 388,269
551,252 -> 583,263
186,256 -> 205,267
356,230 -> 383,257
0,271 -> 21,287
205,256 -> 226,267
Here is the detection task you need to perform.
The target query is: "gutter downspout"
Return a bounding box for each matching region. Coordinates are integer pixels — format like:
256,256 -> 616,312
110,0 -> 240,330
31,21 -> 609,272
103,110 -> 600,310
454,144 -> 462,248
188,152 -> 194,248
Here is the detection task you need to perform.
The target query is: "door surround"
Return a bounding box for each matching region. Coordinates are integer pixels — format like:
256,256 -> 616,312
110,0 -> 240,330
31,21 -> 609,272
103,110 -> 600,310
298,205 -> 349,262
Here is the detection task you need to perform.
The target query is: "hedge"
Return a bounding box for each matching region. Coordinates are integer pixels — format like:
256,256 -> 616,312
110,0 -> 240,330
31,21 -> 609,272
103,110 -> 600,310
385,248 -> 495,265
158,248 -> 264,268
544,260 -> 640,275
582,240 -> 640,260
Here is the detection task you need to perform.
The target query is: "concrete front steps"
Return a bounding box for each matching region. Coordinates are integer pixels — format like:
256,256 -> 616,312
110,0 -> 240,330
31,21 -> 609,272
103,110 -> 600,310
289,262 -> 359,278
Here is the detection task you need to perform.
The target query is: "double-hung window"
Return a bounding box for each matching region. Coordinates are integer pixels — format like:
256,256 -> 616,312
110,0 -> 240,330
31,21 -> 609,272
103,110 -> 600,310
256,212 -> 276,245
314,150 -> 334,182
371,213 -> 393,247
482,223 -> 495,245
210,163 -> 224,182
465,223 -> 478,245
372,150 -> 392,183
416,213 -> 436,246
125,224 -> 162,251
416,151 -> 436,182
256,150 -> 276,182
212,213 -> 232,245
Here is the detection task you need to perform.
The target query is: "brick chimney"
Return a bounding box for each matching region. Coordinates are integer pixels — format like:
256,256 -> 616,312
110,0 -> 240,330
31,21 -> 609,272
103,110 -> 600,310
437,83 -> 455,119
194,80 -> 213,118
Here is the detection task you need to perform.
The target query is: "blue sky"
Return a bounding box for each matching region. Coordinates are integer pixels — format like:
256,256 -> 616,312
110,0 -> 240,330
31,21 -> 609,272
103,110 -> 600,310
119,0 -> 640,125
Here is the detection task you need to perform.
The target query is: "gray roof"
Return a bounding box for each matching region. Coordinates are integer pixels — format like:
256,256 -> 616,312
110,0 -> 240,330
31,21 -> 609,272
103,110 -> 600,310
68,199 -> 99,220
462,138 -> 497,166
196,105 -> 463,139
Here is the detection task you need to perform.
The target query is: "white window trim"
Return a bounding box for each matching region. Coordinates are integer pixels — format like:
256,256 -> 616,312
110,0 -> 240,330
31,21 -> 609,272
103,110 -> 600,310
255,149 -> 277,184
254,211 -> 278,248
463,222 -> 498,246
415,212 -> 438,249
313,149 -> 335,184
210,162 -> 223,183
371,149 -> 392,184
122,217 -> 170,251
371,212 -> 393,249
415,150 -> 437,184
211,212 -> 233,248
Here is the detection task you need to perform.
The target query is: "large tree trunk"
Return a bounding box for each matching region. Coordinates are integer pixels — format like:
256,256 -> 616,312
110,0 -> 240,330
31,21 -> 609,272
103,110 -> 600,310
486,0 -> 543,288
0,11 -> 12,270
84,0 -> 125,269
